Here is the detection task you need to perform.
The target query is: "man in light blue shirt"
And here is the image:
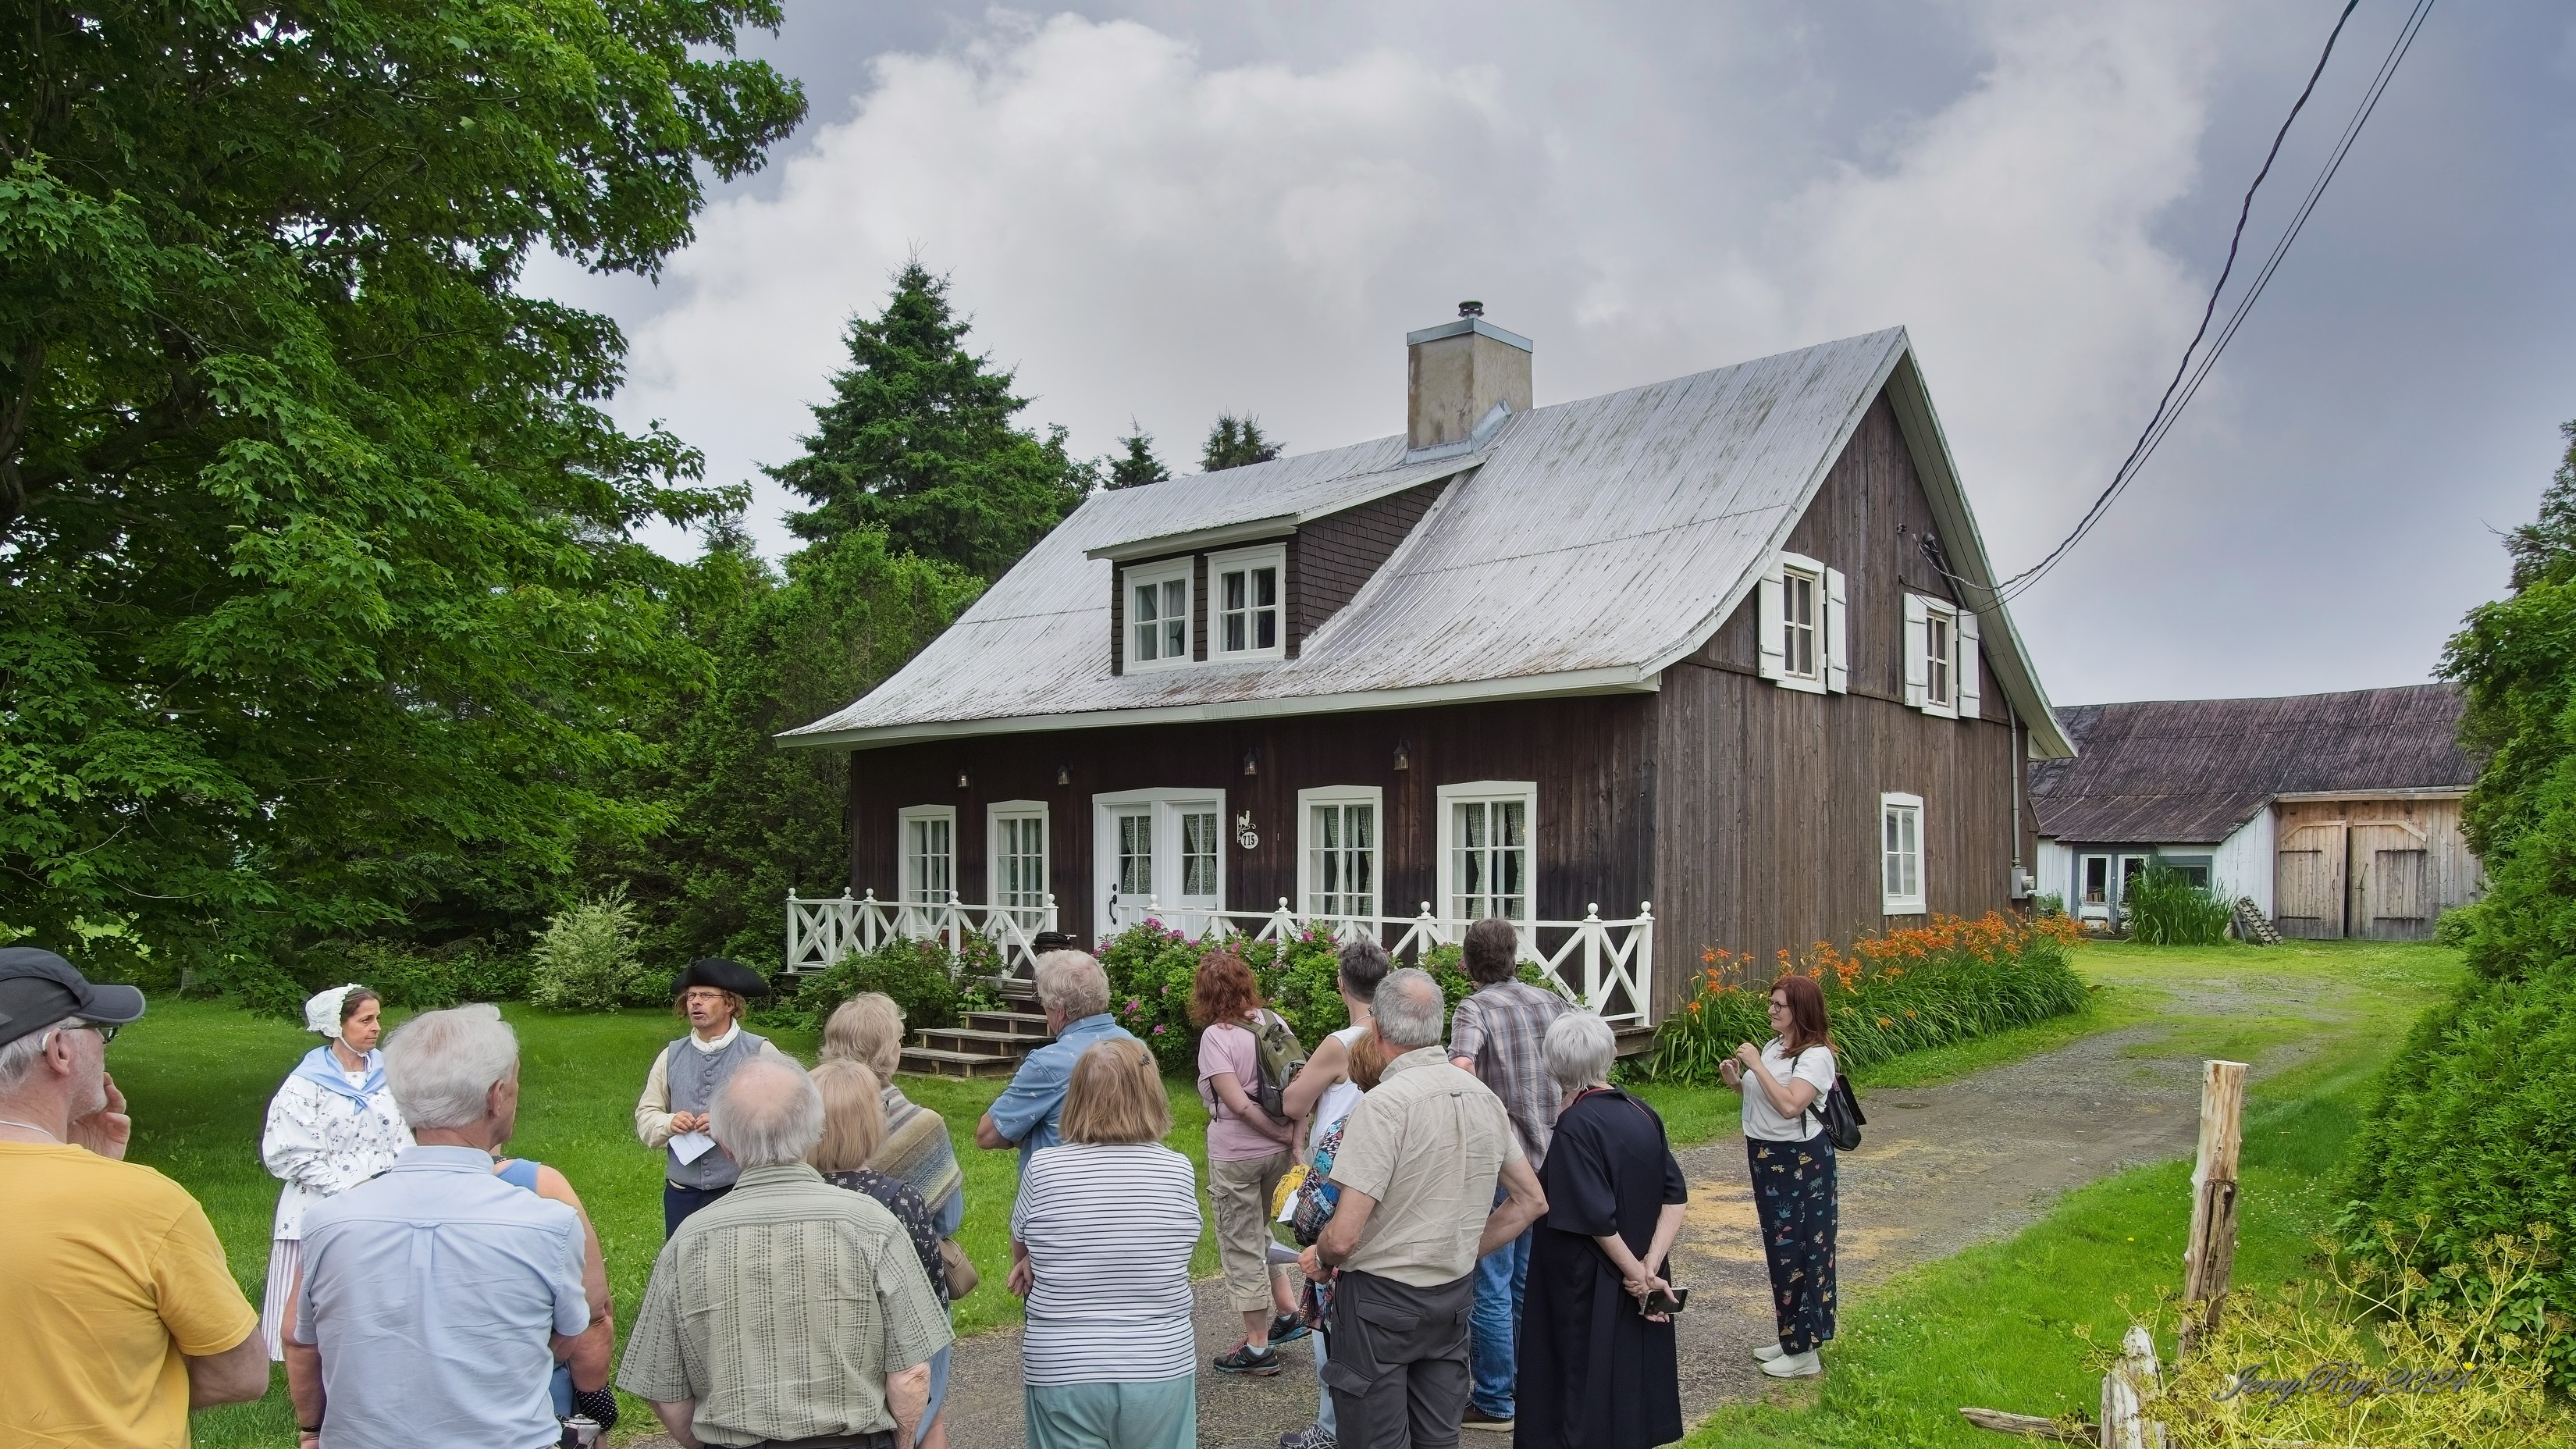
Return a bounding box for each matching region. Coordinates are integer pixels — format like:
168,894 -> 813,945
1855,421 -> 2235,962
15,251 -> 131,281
286,1005 -> 590,1449
974,951 -> 1137,1170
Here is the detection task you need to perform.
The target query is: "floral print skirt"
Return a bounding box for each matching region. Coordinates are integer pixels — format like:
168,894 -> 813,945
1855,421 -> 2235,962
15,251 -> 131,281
1746,1131 -> 1838,1353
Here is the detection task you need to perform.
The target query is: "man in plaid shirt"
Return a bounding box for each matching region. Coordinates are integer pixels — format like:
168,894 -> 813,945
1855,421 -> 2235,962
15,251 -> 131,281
1445,918 -> 1573,1431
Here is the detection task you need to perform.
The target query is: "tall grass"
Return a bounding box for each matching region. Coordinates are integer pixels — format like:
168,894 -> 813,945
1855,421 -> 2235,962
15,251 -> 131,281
1649,912 -> 2092,1082
2123,863 -> 2237,945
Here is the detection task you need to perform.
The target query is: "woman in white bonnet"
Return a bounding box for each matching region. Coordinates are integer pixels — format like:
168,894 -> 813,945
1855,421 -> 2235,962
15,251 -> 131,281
256,984 -> 411,1359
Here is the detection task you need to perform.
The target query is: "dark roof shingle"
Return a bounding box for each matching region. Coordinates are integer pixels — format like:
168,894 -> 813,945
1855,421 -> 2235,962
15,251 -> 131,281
2029,684 -> 2474,845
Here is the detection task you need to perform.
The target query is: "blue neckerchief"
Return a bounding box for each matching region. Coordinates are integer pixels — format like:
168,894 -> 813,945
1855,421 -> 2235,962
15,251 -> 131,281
290,1045 -> 387,1113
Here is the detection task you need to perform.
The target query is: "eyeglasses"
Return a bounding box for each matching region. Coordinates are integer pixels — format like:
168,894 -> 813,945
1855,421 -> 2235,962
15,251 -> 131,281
1767,1000 -> 1791,1013
48,1021 -> 119,1048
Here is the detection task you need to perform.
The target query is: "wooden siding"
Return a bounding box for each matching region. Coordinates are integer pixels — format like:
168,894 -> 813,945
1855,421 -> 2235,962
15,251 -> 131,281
848,692 -> 1657,949
1294,478 -> 1454,648
2272,795 -> 2481,941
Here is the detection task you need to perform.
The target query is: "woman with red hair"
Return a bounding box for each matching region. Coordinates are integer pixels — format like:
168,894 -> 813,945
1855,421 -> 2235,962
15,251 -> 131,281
1718,974 -> 1839,1380
1190,950 -> 1304,1377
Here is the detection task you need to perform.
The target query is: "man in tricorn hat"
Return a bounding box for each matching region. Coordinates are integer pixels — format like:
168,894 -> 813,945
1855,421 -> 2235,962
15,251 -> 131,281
632,958 -> 787,1236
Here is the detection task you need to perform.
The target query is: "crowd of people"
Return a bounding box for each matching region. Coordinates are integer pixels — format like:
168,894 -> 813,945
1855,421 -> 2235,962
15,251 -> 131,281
0,918 -> 1848,1449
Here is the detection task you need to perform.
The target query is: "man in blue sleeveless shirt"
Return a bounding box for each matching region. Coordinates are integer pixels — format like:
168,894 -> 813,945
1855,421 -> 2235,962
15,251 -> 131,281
633,959 -> 786,1235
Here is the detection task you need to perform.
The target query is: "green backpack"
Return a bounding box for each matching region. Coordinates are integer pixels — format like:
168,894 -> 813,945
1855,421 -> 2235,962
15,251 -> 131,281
1251,1010 -> 1308,1122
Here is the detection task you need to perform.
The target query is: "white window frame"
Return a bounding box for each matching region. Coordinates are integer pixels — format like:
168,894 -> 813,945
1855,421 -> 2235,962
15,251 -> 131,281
2079,852 -> 2114,918
1758,550 -> 1845,696
1093,789 -> 1227,935
1207,543 -> 1287,662
898,805 -> 958,906
1902,593 -> 1980,719
1436,781 -> 1537,926
1298,785 -> 1385,924
987,801 -> 1050,928
1123,557 -> 1194,671
1880,792 -> 1926,914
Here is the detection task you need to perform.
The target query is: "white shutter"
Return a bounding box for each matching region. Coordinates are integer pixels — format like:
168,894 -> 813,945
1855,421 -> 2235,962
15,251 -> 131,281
1956,609 -> 1982,719
1902,593 -> 1929,709
1756,569 -> 1787,681
1823,568 -> 1849,695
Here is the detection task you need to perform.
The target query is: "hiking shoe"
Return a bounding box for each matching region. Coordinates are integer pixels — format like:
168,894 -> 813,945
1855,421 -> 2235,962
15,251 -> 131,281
1268,1312 -> 1311,1346
1214,1341 -> 1283,1376
1461,1405 -> 1514,1431
1279,1423 -> 1336,1449
1753,1341 -> 1788,1362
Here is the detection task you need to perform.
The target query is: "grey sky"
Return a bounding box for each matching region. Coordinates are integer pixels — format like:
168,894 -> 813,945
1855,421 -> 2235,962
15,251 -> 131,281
532,2 -> 2576,708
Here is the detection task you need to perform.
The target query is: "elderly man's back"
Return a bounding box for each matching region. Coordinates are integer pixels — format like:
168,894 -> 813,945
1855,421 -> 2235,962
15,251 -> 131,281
621,1159 -> 952,1447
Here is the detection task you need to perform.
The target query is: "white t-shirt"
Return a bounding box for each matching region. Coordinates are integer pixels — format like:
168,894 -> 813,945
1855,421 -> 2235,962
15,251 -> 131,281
1311,1022 -> 1373,1144
1742,1038 -> 1837,1143
1012,1141 -> 1202,1386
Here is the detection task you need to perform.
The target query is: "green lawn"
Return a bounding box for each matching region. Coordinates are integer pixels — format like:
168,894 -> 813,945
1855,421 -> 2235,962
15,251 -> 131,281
116,999 -> 1219,1447
1681,936 -> 2463,1448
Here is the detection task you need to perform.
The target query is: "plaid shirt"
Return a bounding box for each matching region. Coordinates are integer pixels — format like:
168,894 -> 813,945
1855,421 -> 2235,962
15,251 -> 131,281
1448,979 -> 1574,1168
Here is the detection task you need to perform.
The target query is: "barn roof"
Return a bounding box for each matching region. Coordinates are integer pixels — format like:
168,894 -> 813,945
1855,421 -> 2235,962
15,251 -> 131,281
2027,684 -> 2475,845
782,326 -> 2073,756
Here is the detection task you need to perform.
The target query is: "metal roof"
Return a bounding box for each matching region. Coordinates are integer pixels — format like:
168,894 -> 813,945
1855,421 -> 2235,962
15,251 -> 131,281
782,326 -> 2073,755
2028,685 -> 2475,845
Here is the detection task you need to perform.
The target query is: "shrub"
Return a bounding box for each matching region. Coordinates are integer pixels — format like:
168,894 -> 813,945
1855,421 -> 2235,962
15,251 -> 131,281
333,939 -> 532,1010
529,892 -> 658,1012
1648,912 -> 2090,1083
2123,865 -> 2236,945
789,935 -> 974,1036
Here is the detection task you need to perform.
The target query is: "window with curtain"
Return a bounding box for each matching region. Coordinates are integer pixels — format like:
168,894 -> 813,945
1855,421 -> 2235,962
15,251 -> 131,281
902,810 -> 953,904
994,810 -> 1048,922
1449,797 -> 1530,920
1115,810 -> 1154,900
1180,809 -> 1221,898
1307,800 -> 1376,918
1211,545 -> 1285,660
1125,559 -> 1191,668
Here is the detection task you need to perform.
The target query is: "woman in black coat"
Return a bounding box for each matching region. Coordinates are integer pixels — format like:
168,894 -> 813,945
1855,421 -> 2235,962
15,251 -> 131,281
1517,1012 -> 1689,1449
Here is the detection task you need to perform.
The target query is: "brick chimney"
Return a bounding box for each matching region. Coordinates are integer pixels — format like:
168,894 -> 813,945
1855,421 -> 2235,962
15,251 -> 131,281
1406,301 -> 1532,457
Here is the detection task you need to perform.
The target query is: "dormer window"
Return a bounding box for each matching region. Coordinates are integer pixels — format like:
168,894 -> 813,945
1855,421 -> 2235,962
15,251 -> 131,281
1210,545 -> 1285,661
1126,559 -> 1193,670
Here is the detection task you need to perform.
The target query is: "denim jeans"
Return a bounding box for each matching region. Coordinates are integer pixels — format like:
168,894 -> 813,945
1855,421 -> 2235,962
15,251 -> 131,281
1468,1197 -> 1532,1419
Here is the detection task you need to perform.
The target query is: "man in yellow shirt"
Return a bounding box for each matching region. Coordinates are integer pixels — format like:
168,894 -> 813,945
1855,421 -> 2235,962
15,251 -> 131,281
0,948 -> 269,1448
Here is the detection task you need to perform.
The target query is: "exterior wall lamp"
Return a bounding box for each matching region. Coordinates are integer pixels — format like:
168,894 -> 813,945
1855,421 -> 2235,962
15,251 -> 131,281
1393,742 -> 1411,771
1243,750 -> 1258,776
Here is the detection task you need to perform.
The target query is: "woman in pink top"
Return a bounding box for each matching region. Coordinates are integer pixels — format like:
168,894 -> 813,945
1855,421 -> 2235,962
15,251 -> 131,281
1192,950 -> 1304,1376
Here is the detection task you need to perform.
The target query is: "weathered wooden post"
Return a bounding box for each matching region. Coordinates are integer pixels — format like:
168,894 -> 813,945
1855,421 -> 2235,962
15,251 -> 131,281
2098,1323 -> 2162,1449
2179,1059 -> 2249,1358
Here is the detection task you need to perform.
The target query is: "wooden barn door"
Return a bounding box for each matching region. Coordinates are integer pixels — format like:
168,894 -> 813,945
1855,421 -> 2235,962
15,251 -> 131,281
2354,821 -> 2432,940
2275,822 -> 2347,938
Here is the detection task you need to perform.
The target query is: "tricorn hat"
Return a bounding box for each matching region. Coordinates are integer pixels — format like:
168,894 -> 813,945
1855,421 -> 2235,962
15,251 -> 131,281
1030,931 -> 1080,955
672,957 -> 772,999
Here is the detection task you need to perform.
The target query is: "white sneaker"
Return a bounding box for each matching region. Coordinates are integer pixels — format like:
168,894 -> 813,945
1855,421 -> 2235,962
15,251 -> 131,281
1759,1349 -> 1822,1378
1752,1342 -> 1787,1362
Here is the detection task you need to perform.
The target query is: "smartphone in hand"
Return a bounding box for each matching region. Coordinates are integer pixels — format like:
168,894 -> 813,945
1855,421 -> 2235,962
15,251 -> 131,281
1641,1286 -> 1688,1315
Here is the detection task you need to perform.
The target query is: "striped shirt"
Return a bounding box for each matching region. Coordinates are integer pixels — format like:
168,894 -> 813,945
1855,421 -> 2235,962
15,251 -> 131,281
1011,1143 -> 1201,1386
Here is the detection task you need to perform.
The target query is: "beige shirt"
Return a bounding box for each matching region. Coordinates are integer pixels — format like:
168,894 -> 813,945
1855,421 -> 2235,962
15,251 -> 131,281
1325,1045 -> 1522,1287
617,1162 -> 952,1444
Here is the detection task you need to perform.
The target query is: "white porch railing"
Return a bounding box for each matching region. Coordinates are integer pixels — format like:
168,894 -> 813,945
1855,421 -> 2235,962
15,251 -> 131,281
789,889 -> 1653,1025
786,890 -> 1061,977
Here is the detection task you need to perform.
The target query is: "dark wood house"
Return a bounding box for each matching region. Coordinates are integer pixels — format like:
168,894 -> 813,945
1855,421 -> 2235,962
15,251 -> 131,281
2029,685 -> 2481,938
781,312 -> 2074,1024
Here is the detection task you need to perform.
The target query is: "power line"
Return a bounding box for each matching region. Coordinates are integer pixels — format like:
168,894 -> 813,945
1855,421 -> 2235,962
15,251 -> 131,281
1966,0 -> 2436,607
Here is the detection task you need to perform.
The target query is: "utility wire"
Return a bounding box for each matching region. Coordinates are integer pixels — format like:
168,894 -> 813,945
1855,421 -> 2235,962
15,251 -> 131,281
1956,0 -> 2434,607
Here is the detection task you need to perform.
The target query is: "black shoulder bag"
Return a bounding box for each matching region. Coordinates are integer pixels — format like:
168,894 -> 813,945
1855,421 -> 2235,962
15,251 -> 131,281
1795,1047 -> 1866,1152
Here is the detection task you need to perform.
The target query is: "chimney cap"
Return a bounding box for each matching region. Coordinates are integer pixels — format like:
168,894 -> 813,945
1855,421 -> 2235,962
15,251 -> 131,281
1457,300 -> 1484,318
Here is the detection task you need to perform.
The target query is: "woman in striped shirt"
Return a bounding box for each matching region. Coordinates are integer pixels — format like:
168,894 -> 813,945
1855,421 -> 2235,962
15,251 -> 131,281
1010,1037 -> 1203,1449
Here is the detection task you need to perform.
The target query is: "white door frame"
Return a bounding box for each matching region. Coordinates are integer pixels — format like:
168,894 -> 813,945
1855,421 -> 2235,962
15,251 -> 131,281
1093,788 -> 1228,938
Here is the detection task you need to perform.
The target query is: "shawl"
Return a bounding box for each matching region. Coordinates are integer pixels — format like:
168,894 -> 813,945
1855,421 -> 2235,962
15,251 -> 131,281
290,1044 -> 389,1114
874,1083 -> 964,1218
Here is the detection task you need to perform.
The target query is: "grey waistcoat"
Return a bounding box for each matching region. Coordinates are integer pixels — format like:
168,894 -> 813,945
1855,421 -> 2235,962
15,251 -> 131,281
664,1030 -> 769,1189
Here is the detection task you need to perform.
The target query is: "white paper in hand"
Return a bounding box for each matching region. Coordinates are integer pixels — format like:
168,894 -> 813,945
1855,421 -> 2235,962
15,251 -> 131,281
668,1130 -> 717,1166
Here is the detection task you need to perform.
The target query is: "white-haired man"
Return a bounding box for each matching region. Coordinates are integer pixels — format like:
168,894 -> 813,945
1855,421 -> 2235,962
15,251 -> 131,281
0,947 -> 269,1449
973,950 -> 1137,1171
1299,968 -> 1547,1449
286,1004 -> 592,1449
622,1056 -> 952,1449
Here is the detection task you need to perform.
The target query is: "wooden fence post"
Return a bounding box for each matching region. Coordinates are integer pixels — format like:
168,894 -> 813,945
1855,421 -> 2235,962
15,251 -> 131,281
2098,1323 -> 2162,1449
2179,1059 -> 2249,1358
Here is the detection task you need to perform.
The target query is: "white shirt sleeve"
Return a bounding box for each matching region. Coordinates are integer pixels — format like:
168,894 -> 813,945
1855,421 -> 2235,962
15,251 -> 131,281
1791,1047 -> 1837,1100
634,1047 -> 675,1148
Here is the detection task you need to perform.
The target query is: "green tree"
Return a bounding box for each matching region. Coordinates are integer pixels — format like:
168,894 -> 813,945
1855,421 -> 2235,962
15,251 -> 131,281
1105,422 -> 1169,490
768,263 -> 1090,578
1201,413 -> 1283,472
0,3 -> 806,981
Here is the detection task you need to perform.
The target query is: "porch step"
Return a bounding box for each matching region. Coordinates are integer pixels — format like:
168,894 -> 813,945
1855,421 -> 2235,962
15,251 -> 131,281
898,1045 -> 1023,1080
913,1026 -> 1050,1061
1614,1024 -> 1657,1059
966,1010 -> 1052,1038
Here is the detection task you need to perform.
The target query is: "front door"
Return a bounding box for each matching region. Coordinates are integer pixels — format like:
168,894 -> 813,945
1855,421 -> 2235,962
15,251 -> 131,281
2275,822 -> 2347,938
1095,792 -> 1227,938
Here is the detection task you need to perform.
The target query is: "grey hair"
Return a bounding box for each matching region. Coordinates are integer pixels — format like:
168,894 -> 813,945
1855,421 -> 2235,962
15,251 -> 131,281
1544,1012 -> 1617,1094
0,1017 -> 74,1095
1034,951 -> 1111,1020
711,1056 -> 825,1170
383,1003 -> 519,1130
1372,968 -> 1446,1049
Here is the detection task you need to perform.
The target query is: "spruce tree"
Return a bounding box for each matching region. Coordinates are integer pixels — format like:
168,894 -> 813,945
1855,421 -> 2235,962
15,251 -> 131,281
1202,414 -> 1284,472
768,263 -> 1089,578
1106,424 -> 1171,490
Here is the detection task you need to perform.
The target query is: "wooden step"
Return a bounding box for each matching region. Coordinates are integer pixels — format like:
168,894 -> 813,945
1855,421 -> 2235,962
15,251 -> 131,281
1614,1024 -> 1658,1059
914,1027 -> 1048,1059
965,1010 -> 1052,1038
898,1045 -> 1021,1080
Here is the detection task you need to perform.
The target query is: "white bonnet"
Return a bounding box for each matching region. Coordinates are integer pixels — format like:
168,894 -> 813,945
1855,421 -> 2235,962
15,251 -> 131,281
304,984 -> 368,1038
